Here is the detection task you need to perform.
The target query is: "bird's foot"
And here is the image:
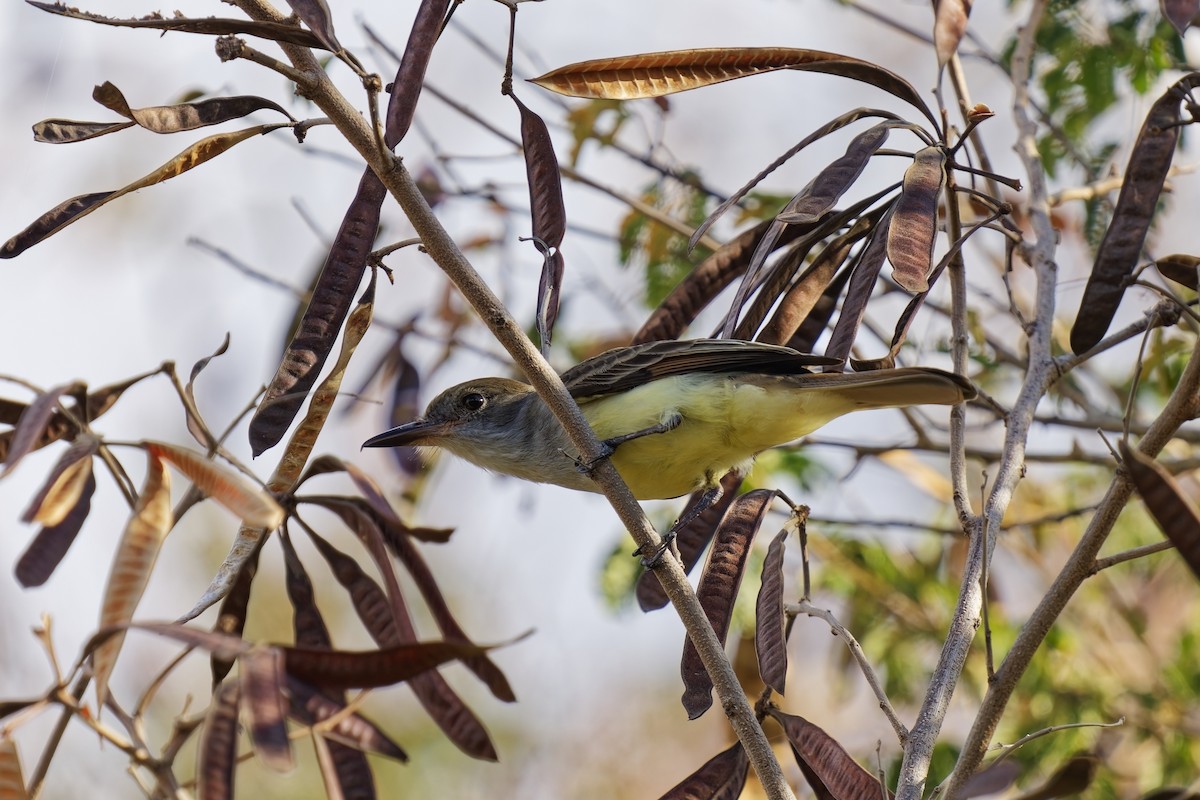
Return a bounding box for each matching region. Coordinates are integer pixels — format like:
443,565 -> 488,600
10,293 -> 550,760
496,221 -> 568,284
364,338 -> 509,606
674,482 -> 722,531
634,530 -> 677,569
633,479 -> 724,568
602,413 -> 681,451
569,441 -> 616,474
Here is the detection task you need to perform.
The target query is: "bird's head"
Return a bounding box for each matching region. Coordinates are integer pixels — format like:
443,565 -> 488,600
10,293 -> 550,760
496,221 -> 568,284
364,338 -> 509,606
362,377 -> 536,462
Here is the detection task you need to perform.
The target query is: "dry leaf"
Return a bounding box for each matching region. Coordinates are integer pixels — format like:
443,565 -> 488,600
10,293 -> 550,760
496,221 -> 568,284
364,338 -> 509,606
144,441 -> 283,529
94,452 -> 173,708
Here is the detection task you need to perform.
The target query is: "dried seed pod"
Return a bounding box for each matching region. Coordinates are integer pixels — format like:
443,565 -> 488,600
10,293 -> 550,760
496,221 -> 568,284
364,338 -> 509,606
1070,78 -> 1196,354
887,146 -> 946,293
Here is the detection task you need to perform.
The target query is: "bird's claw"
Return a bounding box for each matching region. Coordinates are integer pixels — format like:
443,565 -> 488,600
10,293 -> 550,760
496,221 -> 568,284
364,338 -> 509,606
571,441 -> 616,474
634,530 -> 677,569
574,415 -> 682,475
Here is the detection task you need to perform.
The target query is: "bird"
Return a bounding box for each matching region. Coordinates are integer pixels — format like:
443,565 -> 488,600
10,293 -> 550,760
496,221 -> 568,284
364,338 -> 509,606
363,338 -> 974,501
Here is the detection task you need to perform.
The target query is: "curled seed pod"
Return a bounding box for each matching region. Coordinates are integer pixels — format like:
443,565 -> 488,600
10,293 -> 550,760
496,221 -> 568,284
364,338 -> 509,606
1155,253 -> 1199,290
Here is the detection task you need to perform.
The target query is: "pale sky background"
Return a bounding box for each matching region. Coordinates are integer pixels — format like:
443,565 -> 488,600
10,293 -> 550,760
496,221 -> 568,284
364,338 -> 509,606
1,1 -> 1197,798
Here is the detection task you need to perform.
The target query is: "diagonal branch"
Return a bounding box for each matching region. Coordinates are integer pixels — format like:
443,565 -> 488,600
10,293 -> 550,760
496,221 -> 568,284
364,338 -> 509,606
225,2 -> 794,797
942,330 -> 1200,795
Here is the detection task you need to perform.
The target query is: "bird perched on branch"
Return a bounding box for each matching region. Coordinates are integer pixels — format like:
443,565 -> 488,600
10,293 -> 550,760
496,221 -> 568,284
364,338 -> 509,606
364,339 -> 974,501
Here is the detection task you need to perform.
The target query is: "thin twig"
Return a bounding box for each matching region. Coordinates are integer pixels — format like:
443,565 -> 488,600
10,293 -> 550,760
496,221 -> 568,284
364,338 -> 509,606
404,18 -> 731,201
189,238 -> 305,300
362,23 -> 726,250
788,600 -> 908,744
1055,300 -> 1184,372
989,717 -> 1123,762
800,436 -> 1184,469
1090,540 -> 1175,573
26,673 -> 89,799
1049,162 -> 1199,206
216,37 -> 308,84
808,503 -> 1099,538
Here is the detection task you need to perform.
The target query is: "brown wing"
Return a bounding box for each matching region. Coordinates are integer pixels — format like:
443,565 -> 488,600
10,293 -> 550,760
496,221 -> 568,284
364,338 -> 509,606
561,338 -> 839,399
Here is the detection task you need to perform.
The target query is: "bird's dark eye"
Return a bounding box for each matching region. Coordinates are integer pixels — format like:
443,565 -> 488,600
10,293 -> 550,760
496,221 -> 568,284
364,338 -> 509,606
461,392 -> 487,412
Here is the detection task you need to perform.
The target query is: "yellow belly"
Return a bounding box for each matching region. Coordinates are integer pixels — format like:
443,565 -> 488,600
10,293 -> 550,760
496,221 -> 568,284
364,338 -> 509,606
578,374 -> 848,499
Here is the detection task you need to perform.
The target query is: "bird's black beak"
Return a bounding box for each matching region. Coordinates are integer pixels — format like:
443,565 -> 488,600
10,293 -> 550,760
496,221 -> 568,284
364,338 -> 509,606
362,418 -> 455,449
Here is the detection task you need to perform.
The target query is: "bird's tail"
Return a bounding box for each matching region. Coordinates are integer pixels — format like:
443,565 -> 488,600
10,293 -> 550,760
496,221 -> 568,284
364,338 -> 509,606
790,367 -> 975,410
734,367 -> 974,447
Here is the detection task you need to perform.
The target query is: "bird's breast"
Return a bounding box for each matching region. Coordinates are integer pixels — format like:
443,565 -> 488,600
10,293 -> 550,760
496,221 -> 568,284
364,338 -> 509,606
579,374 -> 808,499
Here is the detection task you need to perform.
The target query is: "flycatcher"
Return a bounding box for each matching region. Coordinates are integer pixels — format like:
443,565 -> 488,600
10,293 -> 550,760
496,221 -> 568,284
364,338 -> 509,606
363,339 -> 974,500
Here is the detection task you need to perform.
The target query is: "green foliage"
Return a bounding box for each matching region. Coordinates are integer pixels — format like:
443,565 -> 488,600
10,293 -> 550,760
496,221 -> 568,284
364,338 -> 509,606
1081,142 -> 1119,249
564,98 -> 631,166
747,448 -> 832,494
1004,0 -> 1186,178
1126,328 -> 1193,401
817,533 -> 958,704
615,182 -> 796,308
732,191 -> 792,226
598,536 -> 644,610
616,177 -> 712,307
813,465 -> 1200,790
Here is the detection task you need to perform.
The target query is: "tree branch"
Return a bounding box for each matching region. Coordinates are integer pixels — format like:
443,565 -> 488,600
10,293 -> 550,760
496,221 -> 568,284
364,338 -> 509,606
897,1 -> 1058,795
789,600 -> 908,743
225,2 -> 793,796
942,331 -> 1200,795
